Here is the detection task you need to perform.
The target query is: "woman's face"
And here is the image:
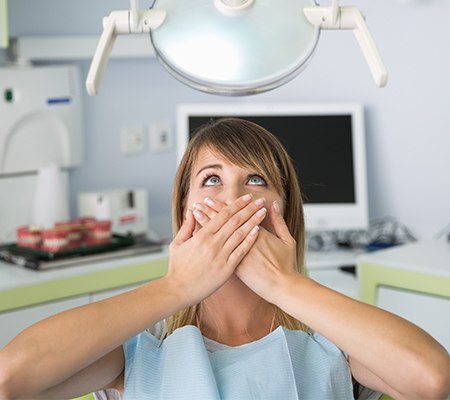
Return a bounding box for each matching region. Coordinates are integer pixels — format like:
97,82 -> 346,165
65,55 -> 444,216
185,147 -> 284,235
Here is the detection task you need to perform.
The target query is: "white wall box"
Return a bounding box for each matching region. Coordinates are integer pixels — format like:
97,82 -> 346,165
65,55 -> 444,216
0,65 -> 84,175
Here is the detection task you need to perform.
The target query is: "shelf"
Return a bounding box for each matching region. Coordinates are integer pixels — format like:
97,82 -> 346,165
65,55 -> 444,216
11,34 -> 156,61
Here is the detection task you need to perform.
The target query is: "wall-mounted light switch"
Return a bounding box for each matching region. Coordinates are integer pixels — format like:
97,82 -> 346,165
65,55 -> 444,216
121,125 -> 145,155
150,122 -> 173,153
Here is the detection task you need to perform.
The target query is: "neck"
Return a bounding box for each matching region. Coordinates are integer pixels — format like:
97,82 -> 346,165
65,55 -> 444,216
198,274 -> 276,344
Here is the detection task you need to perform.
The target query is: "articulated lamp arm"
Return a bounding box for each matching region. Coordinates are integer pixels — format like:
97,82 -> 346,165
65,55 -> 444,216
86,1 -> 166,96
304,2 -> 388,87
86,15 -> 117,96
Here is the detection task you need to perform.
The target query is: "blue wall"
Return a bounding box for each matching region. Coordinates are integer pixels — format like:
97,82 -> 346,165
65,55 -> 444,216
3,0 -> 450,240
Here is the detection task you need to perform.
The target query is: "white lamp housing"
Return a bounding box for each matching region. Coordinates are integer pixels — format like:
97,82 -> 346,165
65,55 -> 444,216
86,0 -> 388,96
86,1 -> 166,95
303,2 -> 388,87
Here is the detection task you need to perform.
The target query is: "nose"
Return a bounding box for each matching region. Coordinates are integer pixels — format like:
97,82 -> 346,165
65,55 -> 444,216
219,186 -> 250,205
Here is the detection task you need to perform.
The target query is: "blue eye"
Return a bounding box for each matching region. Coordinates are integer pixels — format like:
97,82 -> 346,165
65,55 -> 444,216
251,175 -> 266,184
203,174 -> 221,186
201,173 -> 267,187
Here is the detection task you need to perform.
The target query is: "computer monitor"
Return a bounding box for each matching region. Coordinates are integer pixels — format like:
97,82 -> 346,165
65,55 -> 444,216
176,103 -> 368,232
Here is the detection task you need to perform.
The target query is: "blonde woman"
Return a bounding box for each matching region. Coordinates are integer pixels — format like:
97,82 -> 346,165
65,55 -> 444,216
0,118 -> 449,400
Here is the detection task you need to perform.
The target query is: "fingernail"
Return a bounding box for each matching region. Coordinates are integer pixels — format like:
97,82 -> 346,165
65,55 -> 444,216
193,202 -> 205,211
256,208 -> 267,218
273,201 -> 281,214
204,197 -> 215,207
254,197 -> 265,206
250,225 -> 259,236
242,194 -> 252,202
193,210 -> 204,221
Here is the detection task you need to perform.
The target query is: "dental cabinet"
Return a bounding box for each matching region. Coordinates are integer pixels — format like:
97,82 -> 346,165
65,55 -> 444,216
358,239 -> 450,351
0,248 -> 169,349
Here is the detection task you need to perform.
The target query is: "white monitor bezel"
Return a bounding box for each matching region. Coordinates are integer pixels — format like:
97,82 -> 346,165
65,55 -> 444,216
176,103 -> 368,231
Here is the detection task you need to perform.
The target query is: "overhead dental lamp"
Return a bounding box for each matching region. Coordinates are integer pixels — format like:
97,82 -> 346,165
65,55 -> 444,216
86,0 -> 388,96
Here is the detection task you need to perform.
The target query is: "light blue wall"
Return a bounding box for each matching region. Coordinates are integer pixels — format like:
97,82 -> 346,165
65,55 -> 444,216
6,0 -> 450,240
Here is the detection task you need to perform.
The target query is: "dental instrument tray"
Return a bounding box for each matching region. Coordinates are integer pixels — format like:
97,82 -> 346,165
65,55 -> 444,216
0,234 -> 165,270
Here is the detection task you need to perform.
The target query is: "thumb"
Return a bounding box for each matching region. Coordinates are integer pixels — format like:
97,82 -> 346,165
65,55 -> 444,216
173,208 -> 195,245
270,201 -> 292,243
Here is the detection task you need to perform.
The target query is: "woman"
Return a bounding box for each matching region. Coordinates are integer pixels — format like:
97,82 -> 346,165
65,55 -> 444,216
0,118 -> 449,400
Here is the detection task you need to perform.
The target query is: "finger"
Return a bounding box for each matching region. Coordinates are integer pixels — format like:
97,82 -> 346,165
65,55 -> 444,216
203,197 -> 226,215
223,205 -> 267,258
215,197 -> 266,244
193,220 -> 202,235
192,201 -> 218,221
192,209 -> 211,227
202,194 -> 254,235
173,208 -> 196,245
270,200 -> 294,244
226,224 -> 260,270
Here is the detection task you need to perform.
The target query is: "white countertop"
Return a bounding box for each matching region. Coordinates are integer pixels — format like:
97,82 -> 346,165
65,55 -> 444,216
358,239 -> 450,277
0,247 -> 169,291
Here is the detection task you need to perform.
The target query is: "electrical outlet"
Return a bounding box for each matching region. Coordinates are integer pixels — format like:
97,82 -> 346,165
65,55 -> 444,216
150,122 -> 173,153
121,125 -> 145,155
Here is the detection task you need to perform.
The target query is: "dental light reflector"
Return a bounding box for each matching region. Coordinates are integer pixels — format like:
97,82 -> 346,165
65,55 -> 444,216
86,0 -> 388,96
149,0 -> 319,95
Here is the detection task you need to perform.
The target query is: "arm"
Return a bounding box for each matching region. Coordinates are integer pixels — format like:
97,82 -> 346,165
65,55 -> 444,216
0,195 -> 263,399
192,197 -> 450,399
35,346 -> 124,399
274,275 -> 450,400
0,277 -> 184,399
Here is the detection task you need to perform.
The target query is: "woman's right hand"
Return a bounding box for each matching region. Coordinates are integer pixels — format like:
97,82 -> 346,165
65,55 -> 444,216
165,194 -> 267,307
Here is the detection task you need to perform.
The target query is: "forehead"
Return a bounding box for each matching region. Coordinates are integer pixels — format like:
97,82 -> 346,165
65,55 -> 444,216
192,147 -> 236,172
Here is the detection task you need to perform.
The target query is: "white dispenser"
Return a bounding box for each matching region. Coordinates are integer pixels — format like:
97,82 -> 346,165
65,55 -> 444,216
32,164 -> 70,228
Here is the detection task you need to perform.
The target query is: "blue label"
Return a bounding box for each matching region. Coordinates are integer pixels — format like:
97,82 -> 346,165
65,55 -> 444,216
47,97 -> 71,105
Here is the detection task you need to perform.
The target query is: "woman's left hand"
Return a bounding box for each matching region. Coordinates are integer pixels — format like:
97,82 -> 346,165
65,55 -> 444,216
190,198 -> 299,304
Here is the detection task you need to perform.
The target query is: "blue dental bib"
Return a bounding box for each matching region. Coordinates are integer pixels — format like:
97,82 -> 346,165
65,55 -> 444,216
123,324 -> 354,399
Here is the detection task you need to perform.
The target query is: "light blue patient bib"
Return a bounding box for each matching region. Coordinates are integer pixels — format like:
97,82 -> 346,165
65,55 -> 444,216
122,325 -> 354,400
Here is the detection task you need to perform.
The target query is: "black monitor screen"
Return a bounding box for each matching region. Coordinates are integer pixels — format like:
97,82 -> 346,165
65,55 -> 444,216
188,115 -> 356,204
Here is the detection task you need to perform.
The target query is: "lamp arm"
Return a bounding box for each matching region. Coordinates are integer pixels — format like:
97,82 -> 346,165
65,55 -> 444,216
86,15 -> 117,96
86,7 -> 166,96
331,0 -> 339,25
341,7 -> 387,87
304,4 -> 388,87
130,0 -> 139,31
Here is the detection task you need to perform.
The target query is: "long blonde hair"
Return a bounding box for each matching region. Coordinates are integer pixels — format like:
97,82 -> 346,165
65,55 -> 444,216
166,118 -> 309,335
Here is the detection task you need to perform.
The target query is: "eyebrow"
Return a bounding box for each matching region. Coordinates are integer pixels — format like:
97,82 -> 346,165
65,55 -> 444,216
195,164 -> 223,177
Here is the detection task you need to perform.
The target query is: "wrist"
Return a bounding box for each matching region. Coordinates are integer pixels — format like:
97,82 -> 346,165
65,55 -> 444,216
271,271 -> 310,309
160,275 -> 194,310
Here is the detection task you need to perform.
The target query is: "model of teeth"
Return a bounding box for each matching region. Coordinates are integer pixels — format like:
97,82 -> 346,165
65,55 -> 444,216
43,238 -> 68,248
